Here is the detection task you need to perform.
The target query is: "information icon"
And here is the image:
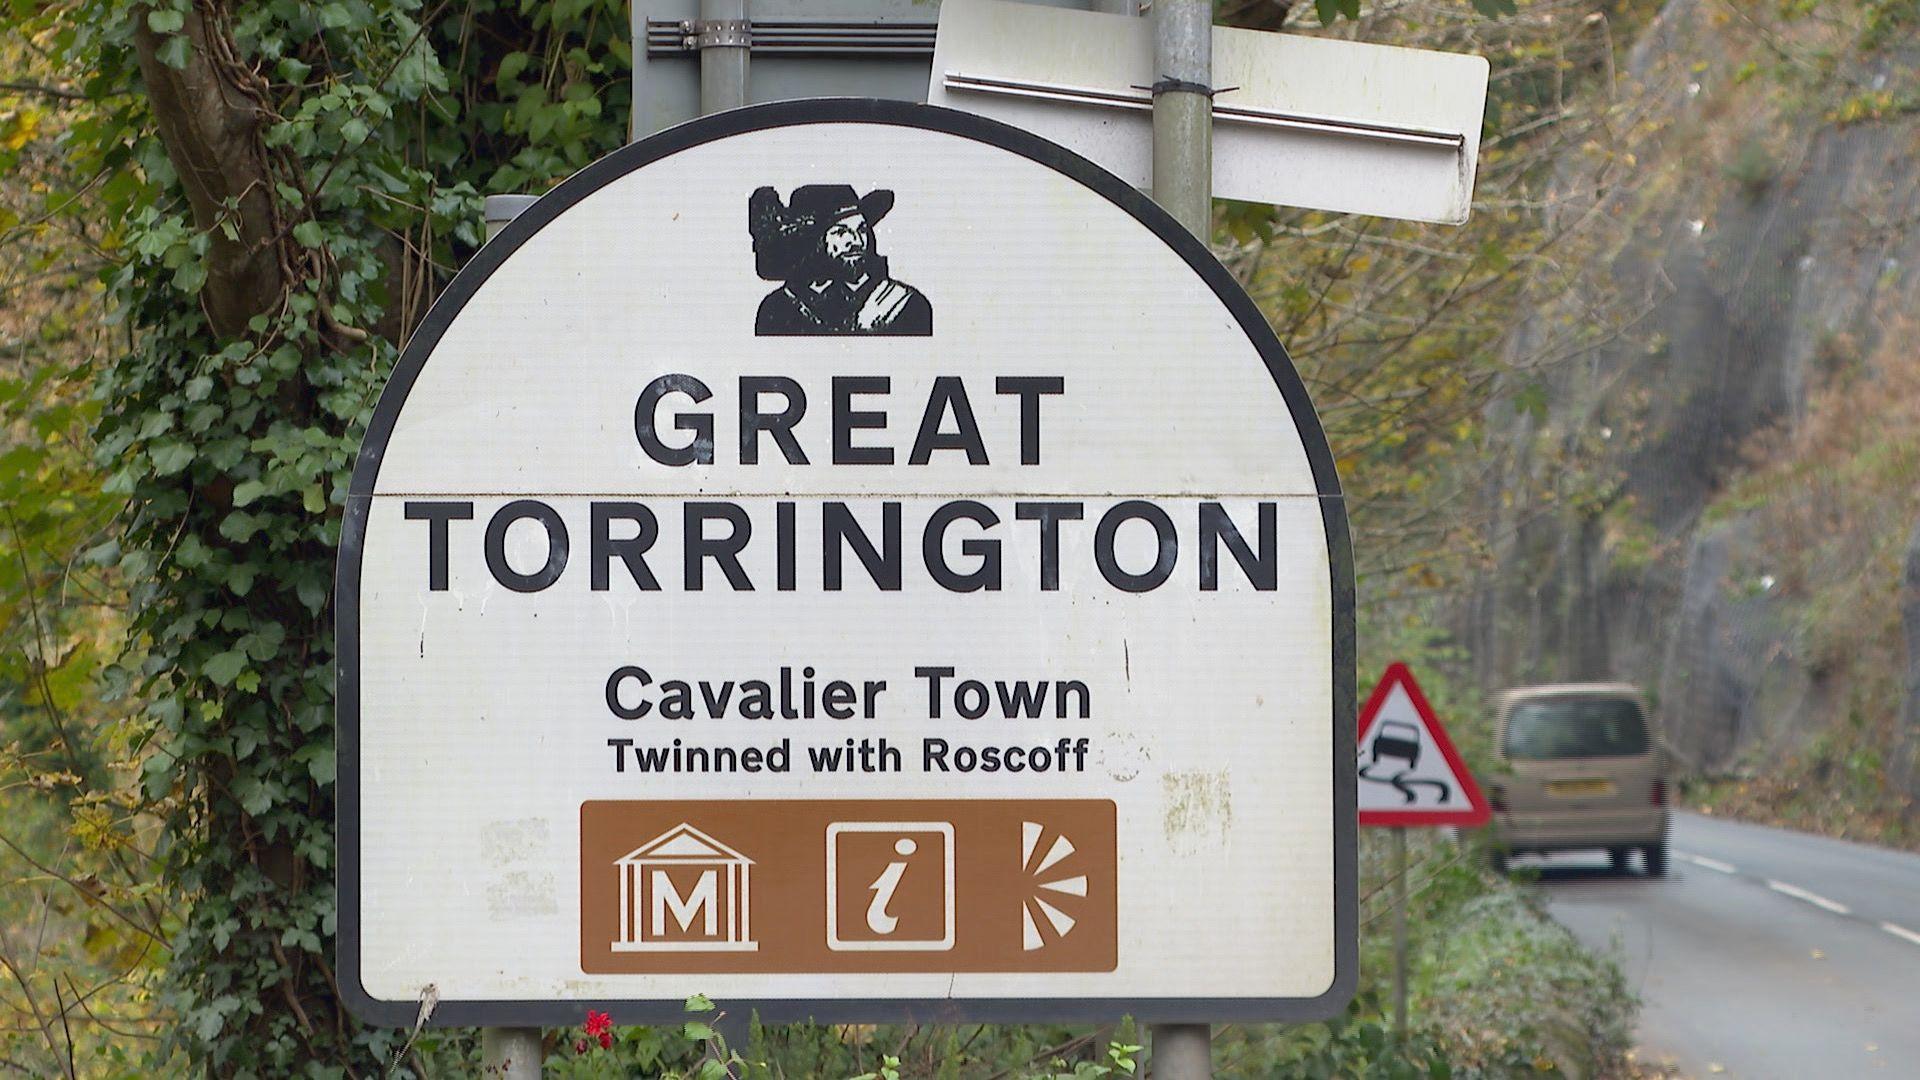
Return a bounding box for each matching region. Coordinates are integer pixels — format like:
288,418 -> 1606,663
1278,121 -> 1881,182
825,822 -> 955,951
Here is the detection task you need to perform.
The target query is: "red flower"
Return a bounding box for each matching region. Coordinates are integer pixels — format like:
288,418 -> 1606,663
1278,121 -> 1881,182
598,1031 -> 614,1050
574,1038 -> 589,1054
584,1010 -> 612,1037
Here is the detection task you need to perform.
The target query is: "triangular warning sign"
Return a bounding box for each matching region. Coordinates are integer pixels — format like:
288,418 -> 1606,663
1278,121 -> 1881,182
1357,663 -> 1490,827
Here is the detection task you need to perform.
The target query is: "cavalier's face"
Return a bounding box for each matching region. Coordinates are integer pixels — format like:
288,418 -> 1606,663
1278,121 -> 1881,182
823,214 -> 873,274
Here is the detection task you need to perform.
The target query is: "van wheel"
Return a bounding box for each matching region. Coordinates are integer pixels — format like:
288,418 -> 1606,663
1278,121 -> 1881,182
1609,847 -> 1629,874
1643,841 -> 1668,878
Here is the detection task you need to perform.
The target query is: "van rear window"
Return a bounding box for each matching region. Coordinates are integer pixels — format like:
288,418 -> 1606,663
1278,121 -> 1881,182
1504,697 -> 1648,760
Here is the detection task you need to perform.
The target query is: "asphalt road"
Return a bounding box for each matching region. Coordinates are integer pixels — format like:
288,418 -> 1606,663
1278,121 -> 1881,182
1522,810 -> 1920,1079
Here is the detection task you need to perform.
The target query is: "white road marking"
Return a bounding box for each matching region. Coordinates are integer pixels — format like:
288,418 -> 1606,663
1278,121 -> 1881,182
1882,922 -> 1920,947
1678,851 -> 1736,874
1766,879 -> 1851,916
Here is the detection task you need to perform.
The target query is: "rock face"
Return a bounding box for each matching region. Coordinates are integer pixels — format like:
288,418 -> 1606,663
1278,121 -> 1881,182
1461,0 -> 1920,771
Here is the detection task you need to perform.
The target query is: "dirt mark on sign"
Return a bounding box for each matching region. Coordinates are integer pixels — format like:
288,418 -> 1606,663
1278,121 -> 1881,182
1161,769 -> 1232,854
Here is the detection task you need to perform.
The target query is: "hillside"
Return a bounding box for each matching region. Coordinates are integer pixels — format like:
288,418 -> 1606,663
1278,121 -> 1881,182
1459,0 -> 1920,838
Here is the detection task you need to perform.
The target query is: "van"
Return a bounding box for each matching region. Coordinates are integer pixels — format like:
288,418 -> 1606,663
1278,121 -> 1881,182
1486,684 -> 1669,876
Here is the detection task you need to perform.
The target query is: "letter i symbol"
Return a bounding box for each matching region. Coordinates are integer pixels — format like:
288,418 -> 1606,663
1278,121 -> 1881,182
865,837 -> 916,934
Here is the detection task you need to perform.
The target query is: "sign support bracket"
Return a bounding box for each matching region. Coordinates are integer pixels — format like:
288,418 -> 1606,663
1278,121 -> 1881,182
699,0 -> 751,112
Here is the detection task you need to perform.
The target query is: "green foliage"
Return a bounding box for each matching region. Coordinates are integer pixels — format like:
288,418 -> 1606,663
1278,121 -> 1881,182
1251,998 -> 1454,1079
1412,880 -> 1635,1075
9,0 -> 631,1070
1217,831 -> 1633,1078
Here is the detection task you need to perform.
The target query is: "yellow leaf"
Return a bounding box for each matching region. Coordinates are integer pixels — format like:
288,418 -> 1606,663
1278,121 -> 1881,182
1,108 -> 41,150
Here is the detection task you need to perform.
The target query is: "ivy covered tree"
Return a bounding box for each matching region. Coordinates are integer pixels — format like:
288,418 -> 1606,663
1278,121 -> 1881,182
16,0 -> 633,1069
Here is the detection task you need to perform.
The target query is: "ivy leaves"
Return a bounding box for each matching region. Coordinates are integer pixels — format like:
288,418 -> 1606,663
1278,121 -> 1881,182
26,0 -> 643,1068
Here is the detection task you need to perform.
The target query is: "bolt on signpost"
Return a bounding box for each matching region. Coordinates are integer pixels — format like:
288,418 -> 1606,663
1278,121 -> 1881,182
1356,663 -> 1492,1042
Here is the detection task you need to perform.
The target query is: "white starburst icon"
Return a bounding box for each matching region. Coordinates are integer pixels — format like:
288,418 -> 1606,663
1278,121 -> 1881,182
1020,821 -> 1089,951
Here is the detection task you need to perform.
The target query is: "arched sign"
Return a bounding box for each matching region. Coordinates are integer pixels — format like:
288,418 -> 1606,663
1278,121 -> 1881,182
337,99 -> 1354,1026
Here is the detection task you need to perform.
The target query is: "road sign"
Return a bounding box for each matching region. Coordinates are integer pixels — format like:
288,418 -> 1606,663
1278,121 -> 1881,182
927,0 -> 1490,224
1356,663 -> 1489,827
630,0 -> 1112,139
338,99 -> 1354,1027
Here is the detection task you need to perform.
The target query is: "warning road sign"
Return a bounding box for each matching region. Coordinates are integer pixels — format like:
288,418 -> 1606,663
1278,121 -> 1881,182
1356,663 -> 1489,827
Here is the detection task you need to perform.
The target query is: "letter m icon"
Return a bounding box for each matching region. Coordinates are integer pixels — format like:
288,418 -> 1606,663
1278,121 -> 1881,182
651,868 -> 718,937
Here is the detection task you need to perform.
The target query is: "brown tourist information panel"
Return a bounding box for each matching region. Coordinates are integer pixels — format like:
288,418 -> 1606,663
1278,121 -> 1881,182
581,799 -> 1117,973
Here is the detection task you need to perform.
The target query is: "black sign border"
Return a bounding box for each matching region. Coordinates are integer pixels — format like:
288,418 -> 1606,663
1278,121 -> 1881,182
337,97 -> 1357,1028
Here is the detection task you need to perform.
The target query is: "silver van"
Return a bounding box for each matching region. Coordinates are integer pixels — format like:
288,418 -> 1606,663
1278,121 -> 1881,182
1486,684 -> 1670,876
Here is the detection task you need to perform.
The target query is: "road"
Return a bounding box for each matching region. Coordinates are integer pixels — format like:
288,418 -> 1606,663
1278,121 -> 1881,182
1523,810 -> 1920,1079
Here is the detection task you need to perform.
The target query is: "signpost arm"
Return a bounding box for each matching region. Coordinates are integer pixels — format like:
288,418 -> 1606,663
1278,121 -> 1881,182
1149,2 -> 1214,1076
1392,826 -> 1409,1042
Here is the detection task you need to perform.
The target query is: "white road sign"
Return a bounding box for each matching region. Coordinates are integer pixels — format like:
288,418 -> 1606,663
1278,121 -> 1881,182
338,100 -> 1355,1026
928,0 -> 1491,224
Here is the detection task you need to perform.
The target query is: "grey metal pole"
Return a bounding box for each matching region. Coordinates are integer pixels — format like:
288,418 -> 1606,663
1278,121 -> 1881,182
481,1025 -> 544,1079
1148,3 -> 1212,1076
1149,0 -> 1212,239
699,0 -> 750,113
1150,1024 -> 1211,1079
1392,826 -> 1409,1041
484,194 -> 540,243
476,191 -> 545,1076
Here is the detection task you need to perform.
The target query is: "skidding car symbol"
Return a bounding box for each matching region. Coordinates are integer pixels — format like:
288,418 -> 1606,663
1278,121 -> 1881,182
1371,720 -> 1422,768
1359,720 -> 1452,805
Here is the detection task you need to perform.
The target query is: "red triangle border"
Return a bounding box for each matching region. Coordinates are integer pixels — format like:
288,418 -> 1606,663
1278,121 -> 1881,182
1357,662 -> 1491,828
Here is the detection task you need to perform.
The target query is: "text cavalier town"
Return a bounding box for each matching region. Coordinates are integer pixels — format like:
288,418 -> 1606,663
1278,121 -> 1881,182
392,374 -> 1290,779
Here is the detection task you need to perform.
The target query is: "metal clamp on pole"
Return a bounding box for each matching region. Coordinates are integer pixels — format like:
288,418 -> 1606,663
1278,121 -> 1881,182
1149,0 -> 1212,240
697,1 -> 751,113
687,17 -> 752,49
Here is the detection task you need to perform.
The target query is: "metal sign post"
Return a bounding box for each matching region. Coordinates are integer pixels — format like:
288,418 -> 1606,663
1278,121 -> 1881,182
1391,825 -> 1409,1042
479,1027 -> 543,1079
476,196 -> 547,1078
1146,7 -> 1214,1077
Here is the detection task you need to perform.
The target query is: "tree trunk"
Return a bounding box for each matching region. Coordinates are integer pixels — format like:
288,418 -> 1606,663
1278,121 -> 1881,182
131,3 -> 285,339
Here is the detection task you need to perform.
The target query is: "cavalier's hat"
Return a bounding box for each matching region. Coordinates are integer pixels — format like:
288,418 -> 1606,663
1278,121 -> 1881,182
785,184 -> 894,227
749,185 -> 895,281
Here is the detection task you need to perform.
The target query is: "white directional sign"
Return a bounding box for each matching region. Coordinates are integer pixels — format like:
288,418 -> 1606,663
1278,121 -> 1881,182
928,0 -> 1491,224
338,100 -> 1354,1027
1356,663 -> 1489,827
